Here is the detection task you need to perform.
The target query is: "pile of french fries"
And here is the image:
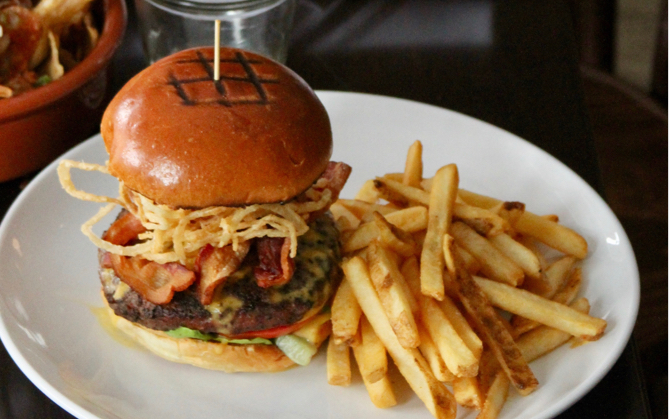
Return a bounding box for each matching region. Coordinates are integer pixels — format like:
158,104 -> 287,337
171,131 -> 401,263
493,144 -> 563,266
326,141 -> 607,419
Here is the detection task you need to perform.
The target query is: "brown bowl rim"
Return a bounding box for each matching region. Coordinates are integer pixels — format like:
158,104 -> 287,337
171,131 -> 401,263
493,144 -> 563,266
0,0 -> 127,122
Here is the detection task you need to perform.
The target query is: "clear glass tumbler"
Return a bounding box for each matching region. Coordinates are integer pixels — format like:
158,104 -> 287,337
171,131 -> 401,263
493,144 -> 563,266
134,0 -> 296,64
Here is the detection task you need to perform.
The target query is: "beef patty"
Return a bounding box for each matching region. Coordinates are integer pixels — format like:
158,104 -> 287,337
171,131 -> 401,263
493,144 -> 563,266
101,214 -> 341,336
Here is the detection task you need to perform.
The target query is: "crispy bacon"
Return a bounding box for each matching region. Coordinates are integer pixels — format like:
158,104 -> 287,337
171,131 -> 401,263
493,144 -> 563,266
306,161 -> 352,221
254,237 -> 295,288
195,242 -> 251,305
102,211 -> 147,246
320,161 -> 352,202
103,211 -> 195,305
109,254 -> 196,305
250,162 -> 349,287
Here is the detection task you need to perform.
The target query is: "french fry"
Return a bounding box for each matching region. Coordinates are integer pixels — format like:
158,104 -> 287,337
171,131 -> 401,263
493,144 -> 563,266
421,298 -> 479,377
453,260 -> 538,395
352,246 -> 369,263
442,233 -> 456,278
517,298 -> 590,362
374,177 -> 430,205
477,370 -> 510,419
354,315 -> 389,383
330,202 -> 361,232
454,203 -> 508,237
541,214 -> 560,222
455,243 -> 481,274
367,241 -> 420,348
490,201 -> 525,228
404,179 -> 505,238
413,229 -> 427,248
383,172 -> 404,182
474,276 -> 606,340
355,179 -> 381,203
403,257 -> 479,377
342,257 -> 458,419
476,349 -> 500,397
488,233 -> 542,280
337,199 -> 398,220
540,256 -> 576,298
358,372 -> 397,409
293,312 -> 331,346
403,140 -> 423,188
420,176 -> 433,191
361,206 -> 403,223
327,338 -> 352,386
553,267 -> 583,305
331,279 -> 363,346
421,164 -> 459,300
417,322 -> 455,382
458,189 -> 588,259
453,376 -> 484,410
450,222 -> 525,287
343,206 -> 428,253
509,212 -> 588,259
373,178 -> 412,206
514,236 -> 550,294
518,235 -> 549,272
372,212 -> 418,257
512,268 -> 583,337
438,294 -> 483,359
457,189 -> 505,210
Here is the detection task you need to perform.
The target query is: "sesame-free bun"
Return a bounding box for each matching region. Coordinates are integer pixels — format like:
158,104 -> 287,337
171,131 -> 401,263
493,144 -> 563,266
107,302 -> 297,373
101,47 -> 332,208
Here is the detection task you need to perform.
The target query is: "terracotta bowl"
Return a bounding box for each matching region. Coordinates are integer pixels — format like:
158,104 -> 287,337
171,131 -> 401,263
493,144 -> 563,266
0,0 -> 127,182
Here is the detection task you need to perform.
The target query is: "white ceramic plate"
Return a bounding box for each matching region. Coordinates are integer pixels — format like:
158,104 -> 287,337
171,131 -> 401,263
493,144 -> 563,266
0,91 -> 639,419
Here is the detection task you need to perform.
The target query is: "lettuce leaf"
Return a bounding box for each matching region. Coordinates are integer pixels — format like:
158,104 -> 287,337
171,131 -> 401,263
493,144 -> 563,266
165,327 -> 272,345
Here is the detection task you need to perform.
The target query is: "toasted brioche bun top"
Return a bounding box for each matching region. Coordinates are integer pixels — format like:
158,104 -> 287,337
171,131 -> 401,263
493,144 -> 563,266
101,47 -> 332,208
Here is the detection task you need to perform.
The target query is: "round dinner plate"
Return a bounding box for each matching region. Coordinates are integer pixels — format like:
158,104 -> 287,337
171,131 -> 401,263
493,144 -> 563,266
0,91 -> 639,419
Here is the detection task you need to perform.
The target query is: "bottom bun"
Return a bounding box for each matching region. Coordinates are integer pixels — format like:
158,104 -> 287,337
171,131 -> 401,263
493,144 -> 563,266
104,299 -> 297,373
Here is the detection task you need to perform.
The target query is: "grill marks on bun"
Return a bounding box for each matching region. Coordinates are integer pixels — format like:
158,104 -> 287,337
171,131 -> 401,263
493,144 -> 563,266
168,50 -> 280,107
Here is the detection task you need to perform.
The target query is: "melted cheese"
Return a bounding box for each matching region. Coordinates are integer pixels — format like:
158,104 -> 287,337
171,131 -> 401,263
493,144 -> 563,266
205,215 -> 340,336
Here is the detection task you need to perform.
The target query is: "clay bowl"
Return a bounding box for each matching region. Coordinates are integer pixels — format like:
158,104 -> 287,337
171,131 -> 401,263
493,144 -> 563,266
0,0 -> 127,182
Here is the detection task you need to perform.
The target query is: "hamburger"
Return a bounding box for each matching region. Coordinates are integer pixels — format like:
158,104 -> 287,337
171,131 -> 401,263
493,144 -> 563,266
58,47 -> 351,372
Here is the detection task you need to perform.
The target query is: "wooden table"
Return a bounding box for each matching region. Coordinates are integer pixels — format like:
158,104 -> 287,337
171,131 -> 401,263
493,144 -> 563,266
0,1 -> 653,418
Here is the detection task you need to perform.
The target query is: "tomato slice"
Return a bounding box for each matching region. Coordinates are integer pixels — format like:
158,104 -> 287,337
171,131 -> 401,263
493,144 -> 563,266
227,316 -> 313,340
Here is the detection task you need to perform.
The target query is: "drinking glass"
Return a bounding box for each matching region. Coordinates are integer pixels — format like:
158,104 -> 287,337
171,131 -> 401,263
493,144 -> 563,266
134,0 -> 296,63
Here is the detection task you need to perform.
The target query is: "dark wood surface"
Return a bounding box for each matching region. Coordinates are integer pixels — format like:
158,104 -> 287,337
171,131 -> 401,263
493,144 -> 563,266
0,1 -> 663,418
581,65 -> 667,419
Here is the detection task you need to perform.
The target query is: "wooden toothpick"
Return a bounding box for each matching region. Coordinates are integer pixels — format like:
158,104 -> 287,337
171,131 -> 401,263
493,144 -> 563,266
214,20 -> 221,81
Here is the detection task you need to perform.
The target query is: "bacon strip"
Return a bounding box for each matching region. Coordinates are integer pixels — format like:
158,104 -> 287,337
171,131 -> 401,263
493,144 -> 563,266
195,242 -> 251,305
320,161 -> 352,202
103,210 -> 195,305
102,211 -> 147,246
306,161 -> 352,222
109,254 -> 196,305
254,237 -> 295,288
251,162 -> 350,288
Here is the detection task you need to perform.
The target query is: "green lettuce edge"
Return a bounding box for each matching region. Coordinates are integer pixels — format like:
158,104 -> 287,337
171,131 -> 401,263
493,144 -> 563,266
164,327 -> 272,345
